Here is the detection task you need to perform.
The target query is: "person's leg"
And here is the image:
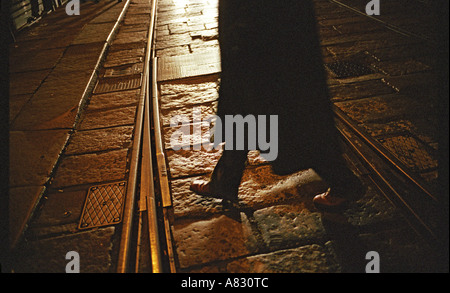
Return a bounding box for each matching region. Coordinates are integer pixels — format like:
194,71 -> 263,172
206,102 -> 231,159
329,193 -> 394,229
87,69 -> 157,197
30,0 -> 40,18
190,150 -> 248,201
42,0 -> 53,12
313,155 -> 365,211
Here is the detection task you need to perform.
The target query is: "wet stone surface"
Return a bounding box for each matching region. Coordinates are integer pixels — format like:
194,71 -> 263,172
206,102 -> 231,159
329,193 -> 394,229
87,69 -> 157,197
160,100 -> 218,126
9,130 -> 70,187
50,149 -> 129,188
65,126 -> 134,155
13,227 -> 116,273
159,80 -> 219,110
237,166 -> 327,210
226,244 -> 340,273
9,69 -> 52,96
172,215 -> 255,269
86,89 -> 141,111
253,204 -> 327,250
79,106 -> 137,130
166,147 -> 222,179
343,186 -> 401,227
358,228 -> 439,273
154,0 -> 443,274
9,186 -> 46,247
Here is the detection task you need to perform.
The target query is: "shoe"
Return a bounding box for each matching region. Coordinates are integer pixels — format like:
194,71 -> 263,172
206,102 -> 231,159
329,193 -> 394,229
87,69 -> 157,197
190,179 -> 238,202
313,188 -> 349,212
27,16 -> 37,23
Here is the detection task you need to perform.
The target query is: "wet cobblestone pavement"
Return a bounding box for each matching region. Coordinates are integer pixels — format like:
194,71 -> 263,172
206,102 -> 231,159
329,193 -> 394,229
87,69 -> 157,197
155,0 -> 443,273
9,0 -> 148,273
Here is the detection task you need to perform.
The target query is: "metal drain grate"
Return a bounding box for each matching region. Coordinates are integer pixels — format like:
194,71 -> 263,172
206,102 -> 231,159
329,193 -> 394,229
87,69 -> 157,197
94,75 -> 142,93
326,61 -> 374,78
104,64 -> 143,77
379,135 -> 437,172
79,181 -> 127,230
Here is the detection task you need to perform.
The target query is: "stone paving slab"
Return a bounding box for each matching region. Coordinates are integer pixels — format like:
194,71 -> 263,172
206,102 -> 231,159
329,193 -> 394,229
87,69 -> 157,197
79,105 -> 137,130
9,47 -> 66,73
65,125 -> 134,155
86,89 -> 141,110
172,215 -> 255,269
9,130 -> 70,187
30,187 -> 87,230
56,43 -> 105,72
50,148 -> 129,189
226,244 -> 340,273
104,47 -> 146,67
161,100 -> 218,127
13,227 -> 116,273
253,204 -> 327,250
9,69 -> 52,96
11,69 -> 93,130
159,79 -> 219,109
9,186 -> 46,248
9,94 -> 33,122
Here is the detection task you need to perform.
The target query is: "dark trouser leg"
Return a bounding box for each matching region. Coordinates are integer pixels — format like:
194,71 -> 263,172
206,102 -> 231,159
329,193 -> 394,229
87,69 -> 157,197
314,155 -> 364,200
209,150 -> 248,199
30,0 -> 40,17
42,0 -> 54,12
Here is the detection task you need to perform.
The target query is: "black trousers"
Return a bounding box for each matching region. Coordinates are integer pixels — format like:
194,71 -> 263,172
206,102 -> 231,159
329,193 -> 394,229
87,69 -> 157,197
209,150 -> 248,198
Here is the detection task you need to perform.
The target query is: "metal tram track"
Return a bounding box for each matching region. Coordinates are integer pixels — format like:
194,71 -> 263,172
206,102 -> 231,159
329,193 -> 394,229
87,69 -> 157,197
333,106 -> 443,249
328,0 -> 437,44
118,0 -> 445,272
328,0 -> 445,251
117,0 -> 176,273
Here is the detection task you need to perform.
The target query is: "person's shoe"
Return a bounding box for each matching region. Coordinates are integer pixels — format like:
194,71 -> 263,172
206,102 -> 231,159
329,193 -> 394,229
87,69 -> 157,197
27,16 -> 37,23
190,179 -> 238,202
313,188 -> 349,212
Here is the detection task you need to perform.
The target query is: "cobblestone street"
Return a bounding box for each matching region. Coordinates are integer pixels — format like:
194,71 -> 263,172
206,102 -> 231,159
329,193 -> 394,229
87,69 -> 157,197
155,0 -> 443,273
5,0 -> 447,273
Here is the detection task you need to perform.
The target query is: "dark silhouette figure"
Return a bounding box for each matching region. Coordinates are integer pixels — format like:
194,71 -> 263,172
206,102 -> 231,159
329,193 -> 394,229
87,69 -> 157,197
30,0 -> 40,18
190,0 -> 364,210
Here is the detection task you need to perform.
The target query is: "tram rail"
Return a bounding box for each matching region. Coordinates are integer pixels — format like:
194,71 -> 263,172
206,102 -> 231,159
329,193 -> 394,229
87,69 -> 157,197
116,0 -> 176,273
334,107 -> 442,247
328,0 -> 445,251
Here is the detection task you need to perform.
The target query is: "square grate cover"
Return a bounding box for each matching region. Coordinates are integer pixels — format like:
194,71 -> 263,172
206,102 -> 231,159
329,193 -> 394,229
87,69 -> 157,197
94,75 -> 142,94
79,181 -> 127,230
326,61 -> 374,78
379,135 -> 438,172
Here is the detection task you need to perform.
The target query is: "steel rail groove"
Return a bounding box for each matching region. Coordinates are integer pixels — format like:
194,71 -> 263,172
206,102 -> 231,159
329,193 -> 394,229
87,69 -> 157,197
116,0 -> 159,273
333,106 -> 442,247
